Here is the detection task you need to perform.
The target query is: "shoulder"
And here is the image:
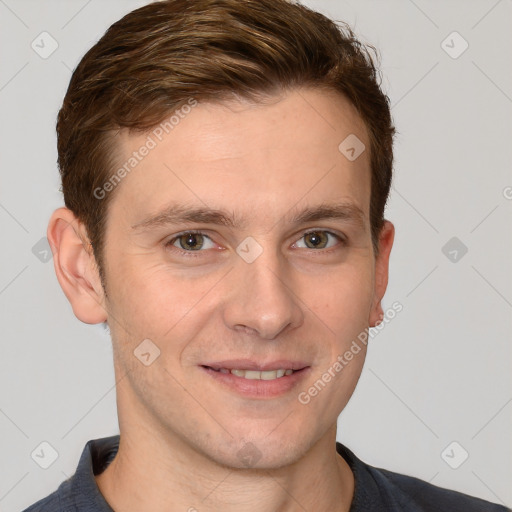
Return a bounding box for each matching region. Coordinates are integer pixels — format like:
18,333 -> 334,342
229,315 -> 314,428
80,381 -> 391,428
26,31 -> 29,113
375,465 -> 510,512
337,443 -> 510,512
22,479 -> 72,512
22,435 -> 119,512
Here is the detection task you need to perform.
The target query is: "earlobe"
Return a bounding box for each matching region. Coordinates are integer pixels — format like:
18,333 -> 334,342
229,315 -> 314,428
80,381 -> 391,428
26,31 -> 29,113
47,207 -> 107,324
368,220 -> 395,328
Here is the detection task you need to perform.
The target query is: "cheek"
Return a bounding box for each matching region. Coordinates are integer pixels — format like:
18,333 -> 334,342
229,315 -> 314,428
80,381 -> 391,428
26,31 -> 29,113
299,268 -> 372,420
105,254 -> 220,344
309,262 -> 374,332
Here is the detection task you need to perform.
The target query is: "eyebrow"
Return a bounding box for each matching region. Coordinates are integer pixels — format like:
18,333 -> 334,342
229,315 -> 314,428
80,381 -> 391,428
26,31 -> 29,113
131,201 -> 366,232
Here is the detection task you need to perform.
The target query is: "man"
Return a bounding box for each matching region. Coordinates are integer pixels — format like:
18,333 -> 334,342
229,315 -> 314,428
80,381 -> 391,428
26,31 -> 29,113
24,0 -> 509,510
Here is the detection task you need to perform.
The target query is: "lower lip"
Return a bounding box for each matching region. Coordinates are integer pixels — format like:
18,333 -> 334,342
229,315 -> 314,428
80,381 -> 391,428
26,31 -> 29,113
200,366 -> 311,399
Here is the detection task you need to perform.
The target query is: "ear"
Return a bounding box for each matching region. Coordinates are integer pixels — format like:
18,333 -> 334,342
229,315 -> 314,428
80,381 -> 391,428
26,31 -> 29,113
368,220 -> 395,327
47,207 -> 107,324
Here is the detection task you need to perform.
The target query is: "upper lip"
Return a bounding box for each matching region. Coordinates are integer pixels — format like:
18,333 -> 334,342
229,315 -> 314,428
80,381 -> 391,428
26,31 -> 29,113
201,359 -> 310,371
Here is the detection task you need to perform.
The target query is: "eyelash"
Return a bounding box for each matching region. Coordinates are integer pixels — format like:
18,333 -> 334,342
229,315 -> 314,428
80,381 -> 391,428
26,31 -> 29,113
164,229 -> 346,257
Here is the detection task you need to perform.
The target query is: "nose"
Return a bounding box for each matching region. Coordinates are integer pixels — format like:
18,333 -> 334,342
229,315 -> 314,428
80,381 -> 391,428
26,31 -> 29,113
222,247 -> 304,340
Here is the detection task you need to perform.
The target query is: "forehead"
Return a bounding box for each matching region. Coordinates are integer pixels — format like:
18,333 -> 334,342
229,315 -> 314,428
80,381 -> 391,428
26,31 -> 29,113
108,87 -> 371,228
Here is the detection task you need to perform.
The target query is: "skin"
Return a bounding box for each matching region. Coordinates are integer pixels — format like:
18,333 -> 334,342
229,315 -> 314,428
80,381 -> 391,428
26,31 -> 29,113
48,87 -> 394,512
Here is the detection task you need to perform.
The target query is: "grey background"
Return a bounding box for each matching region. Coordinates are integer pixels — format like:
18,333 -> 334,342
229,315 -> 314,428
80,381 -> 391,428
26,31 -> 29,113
0,0 -> 511,510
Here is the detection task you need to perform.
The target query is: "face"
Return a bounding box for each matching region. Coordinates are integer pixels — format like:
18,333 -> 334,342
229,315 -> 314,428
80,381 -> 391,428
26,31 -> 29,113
75,88 -> 393,469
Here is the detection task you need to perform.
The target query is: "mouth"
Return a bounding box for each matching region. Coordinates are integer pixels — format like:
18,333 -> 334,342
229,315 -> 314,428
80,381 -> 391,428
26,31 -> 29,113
199,360 -> 311,398
202,366 -> 298,380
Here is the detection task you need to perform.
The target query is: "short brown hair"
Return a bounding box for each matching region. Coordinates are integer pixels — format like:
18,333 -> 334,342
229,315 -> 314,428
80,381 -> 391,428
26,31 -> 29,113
57,0 -> 395,288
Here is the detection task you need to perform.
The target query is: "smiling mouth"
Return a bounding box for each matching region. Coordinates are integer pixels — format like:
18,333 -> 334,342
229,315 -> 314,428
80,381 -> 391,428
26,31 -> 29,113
202,366 -> 302,380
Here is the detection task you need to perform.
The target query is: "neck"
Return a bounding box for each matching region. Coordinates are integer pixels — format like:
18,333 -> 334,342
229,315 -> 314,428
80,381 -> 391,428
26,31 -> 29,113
95,424 -> 354,512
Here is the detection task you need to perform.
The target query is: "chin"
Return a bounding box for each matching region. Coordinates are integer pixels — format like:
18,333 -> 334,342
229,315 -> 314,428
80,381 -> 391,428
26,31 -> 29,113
205,432 -> 309,471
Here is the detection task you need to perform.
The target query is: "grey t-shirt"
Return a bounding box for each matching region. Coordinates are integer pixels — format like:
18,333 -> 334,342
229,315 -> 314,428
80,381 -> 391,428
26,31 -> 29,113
23,435 -> 510,511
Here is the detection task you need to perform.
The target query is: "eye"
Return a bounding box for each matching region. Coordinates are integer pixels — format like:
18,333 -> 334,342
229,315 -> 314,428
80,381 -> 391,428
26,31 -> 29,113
164,229 -> 345,257
294,230 -> 344,250
166,231 -> 216,252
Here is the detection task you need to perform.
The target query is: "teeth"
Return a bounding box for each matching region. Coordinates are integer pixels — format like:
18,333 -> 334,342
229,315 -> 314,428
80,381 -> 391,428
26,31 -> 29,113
245,370 -> 264,380
217,368 -> 295,380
